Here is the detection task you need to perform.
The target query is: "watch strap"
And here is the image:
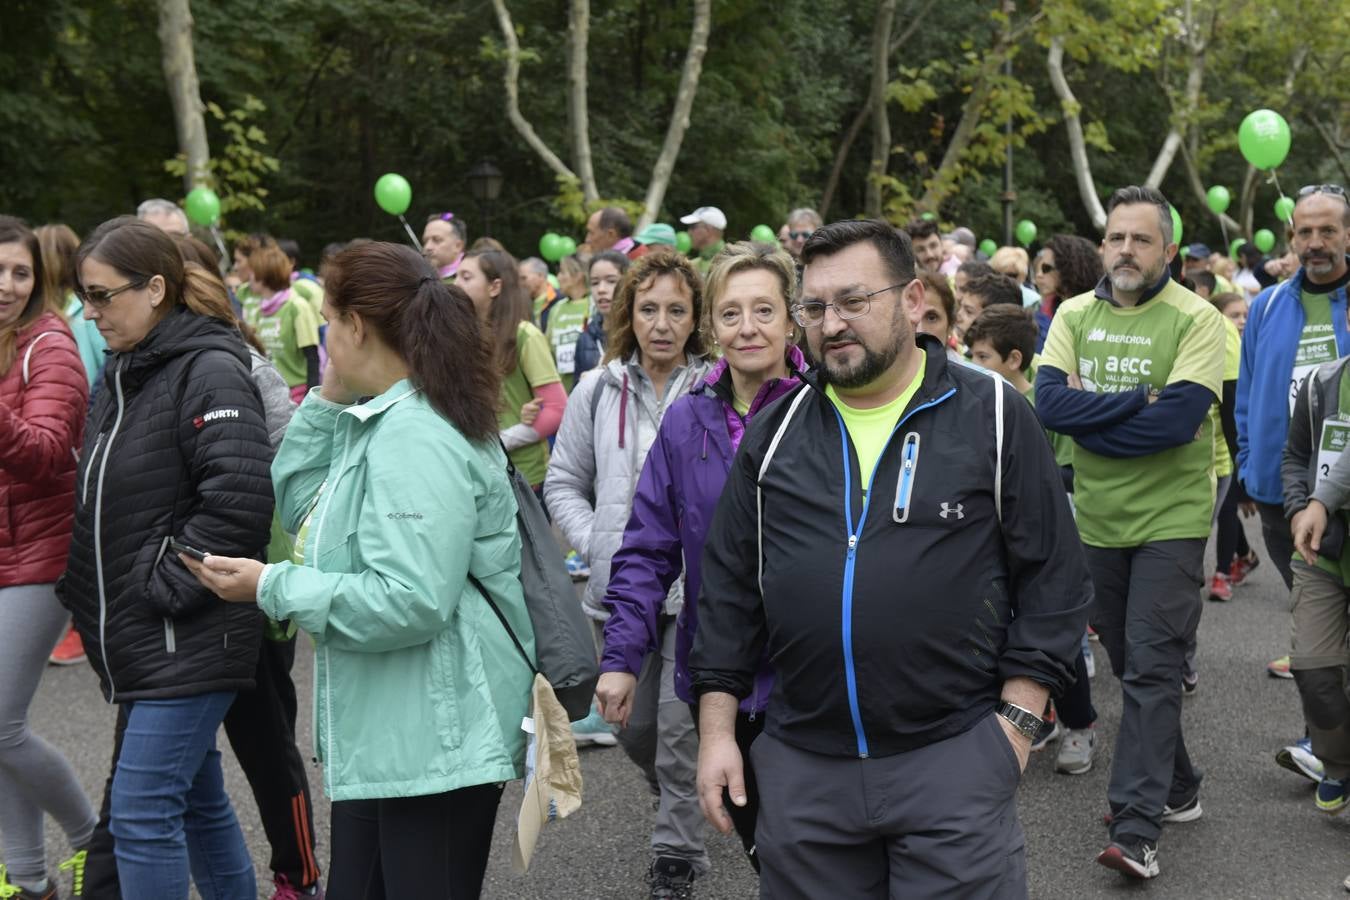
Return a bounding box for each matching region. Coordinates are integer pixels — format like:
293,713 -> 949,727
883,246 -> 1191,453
996,701 -> 1043,740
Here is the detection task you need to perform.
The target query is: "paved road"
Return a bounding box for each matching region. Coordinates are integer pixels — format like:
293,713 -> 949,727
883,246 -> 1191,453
29,519 -> 1350,898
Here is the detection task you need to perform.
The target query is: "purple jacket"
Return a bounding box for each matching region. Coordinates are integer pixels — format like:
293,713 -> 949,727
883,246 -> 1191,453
601,347 -> 806,713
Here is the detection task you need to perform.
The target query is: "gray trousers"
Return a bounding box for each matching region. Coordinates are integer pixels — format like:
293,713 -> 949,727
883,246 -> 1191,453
0,584 -> 98,882
1086,539 -> 1204,843
1289,560 -> 1350,779
752,718 -> 1027,900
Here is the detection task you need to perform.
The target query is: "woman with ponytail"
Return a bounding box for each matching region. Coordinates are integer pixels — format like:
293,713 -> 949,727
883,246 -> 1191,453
62,216 -> 274,900
187,242 -> 535,900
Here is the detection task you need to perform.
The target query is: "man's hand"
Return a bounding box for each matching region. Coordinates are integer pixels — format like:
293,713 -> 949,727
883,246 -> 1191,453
1292,500 -> 1329,564
595,671 -> 638,728
696,692 -> 745,834
1067,372 -> 1084,391
996,715 -> 1032,773
182,554 -> 265,603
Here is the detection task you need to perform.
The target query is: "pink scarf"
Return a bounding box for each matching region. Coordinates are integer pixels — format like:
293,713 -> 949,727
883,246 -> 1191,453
259,288 -> 290,317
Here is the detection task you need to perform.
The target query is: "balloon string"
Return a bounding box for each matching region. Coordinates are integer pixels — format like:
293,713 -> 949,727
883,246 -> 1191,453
398,215 -> 422,251
1219,217 -> 1229,249
209,227 -> 230,278
1270,169 -> 1284,195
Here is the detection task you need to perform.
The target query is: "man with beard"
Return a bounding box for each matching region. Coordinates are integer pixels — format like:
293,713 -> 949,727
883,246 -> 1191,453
1035,186 -> 1226,880
691,219 -> 1090,898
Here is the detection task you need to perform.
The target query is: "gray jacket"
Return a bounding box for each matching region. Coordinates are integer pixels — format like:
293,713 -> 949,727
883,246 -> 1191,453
545,353 -> 711,620
249,347 -> 296,449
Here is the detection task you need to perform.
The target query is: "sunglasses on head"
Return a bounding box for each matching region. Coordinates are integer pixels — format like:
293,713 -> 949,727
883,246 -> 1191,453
1297,184 -> 1347,199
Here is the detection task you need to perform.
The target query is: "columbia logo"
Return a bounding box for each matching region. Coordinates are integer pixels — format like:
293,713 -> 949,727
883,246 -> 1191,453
1088,328 -> 1107,342
193,408 -> 240,429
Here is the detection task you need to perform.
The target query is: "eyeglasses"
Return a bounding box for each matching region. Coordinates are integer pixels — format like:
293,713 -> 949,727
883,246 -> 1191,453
1039,262 -> 1056,274
76,279 -> 147,309
789,230 -> 814,241
791,283 -> 905,327
1298,184 -> 1347,199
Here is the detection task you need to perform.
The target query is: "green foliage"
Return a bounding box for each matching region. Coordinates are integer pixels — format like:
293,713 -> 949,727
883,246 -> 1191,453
164,96 -> 279,239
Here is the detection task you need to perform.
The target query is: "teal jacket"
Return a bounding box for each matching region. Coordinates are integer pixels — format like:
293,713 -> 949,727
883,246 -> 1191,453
257,381 -> 535,801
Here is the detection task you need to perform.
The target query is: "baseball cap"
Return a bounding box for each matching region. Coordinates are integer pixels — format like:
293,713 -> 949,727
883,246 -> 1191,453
679,206 -> 727,231
635,223 -> 677,246
1186,242 -> 1213,259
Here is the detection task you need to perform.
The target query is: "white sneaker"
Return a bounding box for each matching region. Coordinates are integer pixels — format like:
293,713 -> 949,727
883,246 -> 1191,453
1055,727 -> 1096,775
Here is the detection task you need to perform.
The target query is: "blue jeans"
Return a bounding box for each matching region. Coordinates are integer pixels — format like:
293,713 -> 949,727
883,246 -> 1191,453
110,691 -> 255,900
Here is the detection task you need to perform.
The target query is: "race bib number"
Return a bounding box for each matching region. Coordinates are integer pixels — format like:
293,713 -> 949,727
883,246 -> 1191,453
1316,420 -> 1350,489
555,339 -> 577,375
1291,335 -> 1338,413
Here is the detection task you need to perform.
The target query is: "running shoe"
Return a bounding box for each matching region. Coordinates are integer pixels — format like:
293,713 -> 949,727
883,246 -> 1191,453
1230,551 -> 1260,587
571,708 -> 618,747
49,624 -> 85,666
1207,572 -> 1232,602
1161,793 -> 1203,823
1087,625 -> 1099,641
272,873 -> 324,899
565,550 -> 591,581
1055,727 -> 1095,775
58,849 -> 86,897
0,866 -> 56,900
648,857 -> 696,900
1267,655 -> 1294,679
1318,777 -> 1350,814
1097,838 -> 1159,879
1183,670 -> 1199,695
1276,736 -> 1325,782
1084,645 -> 1096,679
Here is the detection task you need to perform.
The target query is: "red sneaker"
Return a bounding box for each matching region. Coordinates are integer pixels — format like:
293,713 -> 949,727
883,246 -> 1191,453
49,624 -> 86,666
1230,552 -> 1260,587
1206,572 -> 1232,602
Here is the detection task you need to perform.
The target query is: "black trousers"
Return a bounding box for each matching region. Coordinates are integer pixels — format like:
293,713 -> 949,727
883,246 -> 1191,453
1257,500 -> 1295,591
690,704 -> 765,872
326,783 -> 504,900
82,636 -> 318,898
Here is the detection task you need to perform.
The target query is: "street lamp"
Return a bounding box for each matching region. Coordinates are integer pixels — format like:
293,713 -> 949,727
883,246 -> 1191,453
467,160 -> 504,238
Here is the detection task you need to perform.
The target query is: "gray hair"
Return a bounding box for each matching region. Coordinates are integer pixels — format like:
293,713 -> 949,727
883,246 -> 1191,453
1106,185 -> 1173,245
136,198 -> 190,233
787,207 -> 824,229
520,257 -> 549,276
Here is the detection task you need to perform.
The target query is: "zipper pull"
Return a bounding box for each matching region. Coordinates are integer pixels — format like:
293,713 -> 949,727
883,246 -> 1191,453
847,534 -> 858,555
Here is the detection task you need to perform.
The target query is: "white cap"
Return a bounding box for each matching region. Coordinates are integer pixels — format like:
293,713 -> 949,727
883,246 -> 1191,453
679,206 -> 727,231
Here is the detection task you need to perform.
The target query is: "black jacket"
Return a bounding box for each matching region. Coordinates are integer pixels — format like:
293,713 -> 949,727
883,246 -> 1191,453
690,335 -> 1091,758
59,308 -> 275,702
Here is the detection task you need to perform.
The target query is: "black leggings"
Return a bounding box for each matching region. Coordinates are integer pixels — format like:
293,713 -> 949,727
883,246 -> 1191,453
1214,480 -> 1252,573
327,782 -> 504,900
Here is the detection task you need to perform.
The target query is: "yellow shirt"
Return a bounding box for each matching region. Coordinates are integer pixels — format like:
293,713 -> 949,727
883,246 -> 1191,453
826,355 -> 927,487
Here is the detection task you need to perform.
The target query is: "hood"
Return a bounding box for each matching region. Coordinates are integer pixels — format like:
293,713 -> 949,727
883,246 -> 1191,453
112,307 -> 251,390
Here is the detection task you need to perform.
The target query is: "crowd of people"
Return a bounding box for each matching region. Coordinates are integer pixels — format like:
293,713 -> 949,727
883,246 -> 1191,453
0,181 -> 1346,900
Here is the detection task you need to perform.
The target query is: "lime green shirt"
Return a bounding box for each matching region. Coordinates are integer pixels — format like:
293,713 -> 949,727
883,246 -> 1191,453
291,278 -> 325,319
1292,291 -> 1339,414
499,321 -> 562,486
544,297 -> 591,392
256,293 -> 321,388
237,283 -> 262,330
1023,381 -> 1073,469
826,355 -> 927,487
1039,279 -> 1226,547
1211,317 -> 1242,478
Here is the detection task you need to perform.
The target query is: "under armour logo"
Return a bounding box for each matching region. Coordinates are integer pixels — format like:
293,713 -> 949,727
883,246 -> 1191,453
939,502 -> 965,520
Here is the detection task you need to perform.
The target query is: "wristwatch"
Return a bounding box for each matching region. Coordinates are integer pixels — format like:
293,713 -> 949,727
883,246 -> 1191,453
996,702 -> 1043,741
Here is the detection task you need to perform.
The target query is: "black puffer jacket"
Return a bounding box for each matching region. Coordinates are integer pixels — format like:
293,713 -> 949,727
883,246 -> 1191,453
59,308 -> 275,702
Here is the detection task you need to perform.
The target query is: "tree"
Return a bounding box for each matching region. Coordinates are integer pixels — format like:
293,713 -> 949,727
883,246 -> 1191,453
156,0 -> 211,191
864,0 -> 897,218
567,0 -> 599,205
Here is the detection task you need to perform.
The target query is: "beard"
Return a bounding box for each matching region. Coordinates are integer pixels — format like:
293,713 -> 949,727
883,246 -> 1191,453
1108,255 -> 1166,293
1300,249 -> 1339,276
810,331 -> 901,390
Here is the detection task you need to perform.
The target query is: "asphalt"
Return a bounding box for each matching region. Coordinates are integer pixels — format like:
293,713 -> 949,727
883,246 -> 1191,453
28,516 -> 1350,899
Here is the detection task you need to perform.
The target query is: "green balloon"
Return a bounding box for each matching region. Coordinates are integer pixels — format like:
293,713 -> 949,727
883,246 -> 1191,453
1253,228 -> 1276,253
1014,220 -> 1037,247
373,173 -> 412,216
1170,205 -> 1183,244
1206,186 -> 1231,215
750,224 -> 776,243
920,212 -> 936,222
1275,195 -> 1295,223
675,231 -> 692,254
557,236 -> 577,258
1238,109 -> 1291,171
1230,237 -> 1245,259
978,238 -> 997,257
539,233 -> 563,262
183,187 -> 220,227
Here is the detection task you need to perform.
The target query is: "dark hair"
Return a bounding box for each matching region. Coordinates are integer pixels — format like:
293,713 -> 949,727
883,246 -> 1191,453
36,223 -> 80,306
174,233 -> 222,272
962,272 -> 1022,309
598,207 -> 634,239
77,216 -> 240,332
425,213 -> 467,243
605,249 -> 708,364
957,260 -> 994,281
1210,291 -> 1245,314
465,248 -> 533,376
234,232 -> 275,258
1236,242 -> 1263,265
963,305 -> 1038,372
802,219 -> 917,287
588,249 -> 631,278
1106,185 -> 1174,244
0,216 -> 60,374
1190,271 -> 1217,294
327,242 -> 499,441
1044,234 -> 1105,299
918,271 -> 955,332
277,238 -> 301,265
903,219 -> 941,242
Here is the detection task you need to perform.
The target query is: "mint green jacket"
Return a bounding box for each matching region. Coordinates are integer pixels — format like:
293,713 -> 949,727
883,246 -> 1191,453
257,381 -> 535,801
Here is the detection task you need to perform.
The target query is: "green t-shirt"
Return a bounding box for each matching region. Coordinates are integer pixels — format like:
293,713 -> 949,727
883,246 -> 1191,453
1211,316 -> 1242,478
1291,291 -> 1339,413
826,354 -> 927,487
1039,280 -> 1226,547
256,293 -> 321,388
237,283 -> 262,330
499,321 -> 562,486
544,297 -> 591,392
1023,381 -> 1074,470
291,278 -> 325,319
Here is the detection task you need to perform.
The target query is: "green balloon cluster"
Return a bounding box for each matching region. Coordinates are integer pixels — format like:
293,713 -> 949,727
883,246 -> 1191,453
1274,195 -> 1295,223
1015,220 -> 1037,247
1206,186 -> 1231,215
978,238 -> 997,258
750,224 -> 776,243
1253,229 -> 1276,253
675,231 -> 692,254
374,173 -> 412,216
1238,109 -> 1292,171
184,187 -> 220,227
538,233 -> 577,263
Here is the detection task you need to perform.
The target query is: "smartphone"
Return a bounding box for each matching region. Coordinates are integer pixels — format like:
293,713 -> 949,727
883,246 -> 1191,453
169,537 -> 210,562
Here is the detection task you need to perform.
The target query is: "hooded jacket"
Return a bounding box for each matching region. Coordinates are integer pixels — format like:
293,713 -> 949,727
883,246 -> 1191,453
545,353 -> 712,620
601,347 -> 806,714
690,335 -> 1091,758
59,308 -> 274,702
0,313 -> 88,588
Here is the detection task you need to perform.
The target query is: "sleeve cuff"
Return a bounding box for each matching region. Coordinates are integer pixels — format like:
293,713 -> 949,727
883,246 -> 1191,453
256,563 -> 276,612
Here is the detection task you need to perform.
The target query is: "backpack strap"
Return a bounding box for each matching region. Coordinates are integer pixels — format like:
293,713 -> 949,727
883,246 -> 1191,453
756,386 -> 811,596
22,331 -> 60,386
469,572 -> 538,676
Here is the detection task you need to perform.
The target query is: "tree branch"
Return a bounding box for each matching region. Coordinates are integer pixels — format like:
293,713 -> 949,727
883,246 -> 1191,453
1145,0 -> 1209,190
274,41 -> 340,157
1047,37 -> 1106,231
864,0 -> 898,219
636,0 -> 711,231
491,0 -> 579,186
568,0 -> 599,204
156,0 -> 211,191
1311,116 -> 1350,186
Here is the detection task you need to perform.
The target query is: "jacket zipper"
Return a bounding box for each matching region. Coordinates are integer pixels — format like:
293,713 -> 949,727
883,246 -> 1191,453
92,362 -> 128,700
891,433 -> 922,523
831,388 -> 955,758
152,537 -> 177,653
82,432 -> 105,505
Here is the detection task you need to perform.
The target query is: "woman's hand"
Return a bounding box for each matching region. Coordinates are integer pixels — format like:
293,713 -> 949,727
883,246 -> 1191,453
520,398 -> 542,426
182,554 -> 265,604
320,361 -> 359,405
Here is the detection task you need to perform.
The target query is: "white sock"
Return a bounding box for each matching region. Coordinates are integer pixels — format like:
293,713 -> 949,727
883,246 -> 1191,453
13,875 -> 49,893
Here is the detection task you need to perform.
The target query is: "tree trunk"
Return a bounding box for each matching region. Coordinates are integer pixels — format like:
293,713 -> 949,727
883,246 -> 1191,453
1145,0 -> 1211,191
864,0 -> 897,219
1047,37 -> 1106,231
636,0 -> 712,231
1178,137 -> 1241,235
568,0 -> 599,204
156,0 -> 210,191
492,0 -> 579,186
